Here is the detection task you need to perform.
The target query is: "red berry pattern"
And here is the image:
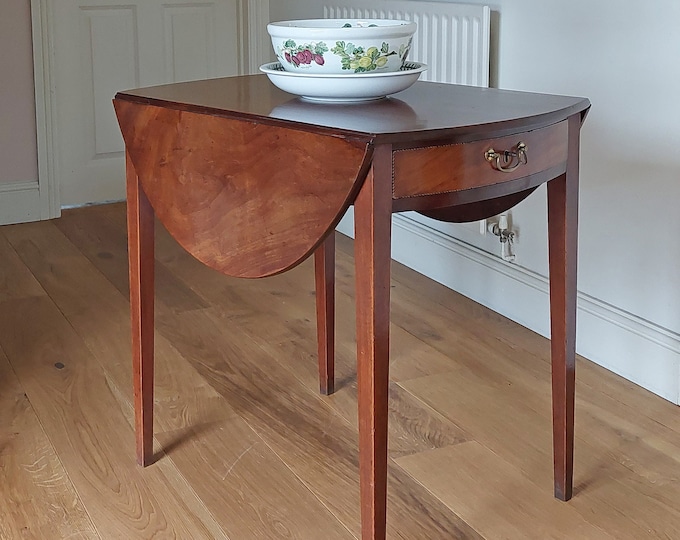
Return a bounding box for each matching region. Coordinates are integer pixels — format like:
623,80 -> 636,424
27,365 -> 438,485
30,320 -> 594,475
278,40 -> 329,68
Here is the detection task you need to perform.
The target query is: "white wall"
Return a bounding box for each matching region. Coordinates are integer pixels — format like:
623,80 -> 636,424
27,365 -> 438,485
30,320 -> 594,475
271,0 -> 680,404
0,0 -> 43,224
0,0 -> 38,186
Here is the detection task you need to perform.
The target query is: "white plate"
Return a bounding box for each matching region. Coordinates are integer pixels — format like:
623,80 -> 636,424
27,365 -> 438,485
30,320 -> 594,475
260,61 -> 427,102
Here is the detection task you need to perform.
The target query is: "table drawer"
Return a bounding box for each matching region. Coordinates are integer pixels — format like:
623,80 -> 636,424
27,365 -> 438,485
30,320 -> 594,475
392,120 -> 568,199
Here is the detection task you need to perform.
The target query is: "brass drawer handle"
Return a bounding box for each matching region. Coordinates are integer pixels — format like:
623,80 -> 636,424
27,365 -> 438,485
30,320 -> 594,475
485,142 -> 528,173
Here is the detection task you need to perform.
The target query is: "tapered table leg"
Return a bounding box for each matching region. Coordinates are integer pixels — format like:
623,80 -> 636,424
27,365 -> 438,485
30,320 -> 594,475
547,114 -> 581,501
126,151 -> 155,467
353,145 -> 393,540
315,233 -> 335,395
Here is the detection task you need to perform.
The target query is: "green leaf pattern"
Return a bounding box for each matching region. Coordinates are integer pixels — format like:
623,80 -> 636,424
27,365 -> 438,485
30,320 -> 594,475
330,37 -> 411,73
277,28 -> 412,73
331,41 -> 387,73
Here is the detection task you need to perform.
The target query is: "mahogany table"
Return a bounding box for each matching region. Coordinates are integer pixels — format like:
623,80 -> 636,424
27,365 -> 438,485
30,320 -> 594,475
114,76 -> 590,540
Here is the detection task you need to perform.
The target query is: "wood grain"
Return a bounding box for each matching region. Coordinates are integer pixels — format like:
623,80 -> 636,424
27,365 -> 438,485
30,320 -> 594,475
155,419 -> 355,539
1,221 -> 238,538
314,234 -> 336,395
150,219 -> 470,461
127,152 -> 156,466
0,347 -> 99,540
396,441 -> 614,539
154,304 -> 480,539
5,204 -> 680,539
353,145 -> 394,540
114,99 -> 370,278
392,121 -> 568,199
0,296 -> 221,539
2,221 -> 236,434
114,77 -> 590,539
53,199 -> 208,315
398,369 -> 680,539
547,114 -> 581,501
0,230 -> 45,303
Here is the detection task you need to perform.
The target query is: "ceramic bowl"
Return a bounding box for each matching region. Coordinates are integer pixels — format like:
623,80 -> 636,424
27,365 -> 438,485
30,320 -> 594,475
267,19 -> 416,75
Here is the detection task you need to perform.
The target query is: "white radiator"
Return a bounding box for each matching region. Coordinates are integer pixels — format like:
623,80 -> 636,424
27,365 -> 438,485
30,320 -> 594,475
323,1 -> 490,86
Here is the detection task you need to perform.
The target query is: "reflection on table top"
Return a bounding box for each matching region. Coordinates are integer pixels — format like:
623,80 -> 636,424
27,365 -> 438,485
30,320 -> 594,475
116,75 -> 589,143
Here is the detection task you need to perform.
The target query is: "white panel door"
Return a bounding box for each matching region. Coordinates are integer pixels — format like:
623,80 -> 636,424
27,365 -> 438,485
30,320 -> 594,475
51,0 -> 241,207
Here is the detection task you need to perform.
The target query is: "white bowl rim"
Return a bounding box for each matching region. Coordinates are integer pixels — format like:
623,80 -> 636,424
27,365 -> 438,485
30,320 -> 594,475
268,18 -> 417,37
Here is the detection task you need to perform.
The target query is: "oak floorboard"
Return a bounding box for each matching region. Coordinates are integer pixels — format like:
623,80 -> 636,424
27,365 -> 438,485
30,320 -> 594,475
388,276 -> 680,505
231,310 -> 470,460
0,295 -> 224,539
151,220 -> 468,461
396,441 -> 615,540
335,233 -> 680,537
337,232 -> 680,436
155,306 -> 482,539
155,419 -> 355,540
2,220 -> 236,433
16,212 -> 361,538
2,221 -> 234,537
4,204 -> 680,539
160,252 -> 469,453
53,205 -> 208,315
109,202 -> 680,538
0,347 -> 100,540
233,257 -> 460,386
0,229 -> 46,303
336,240 -> 547,392
399,371 -> 680,539
340,236 -> 680,526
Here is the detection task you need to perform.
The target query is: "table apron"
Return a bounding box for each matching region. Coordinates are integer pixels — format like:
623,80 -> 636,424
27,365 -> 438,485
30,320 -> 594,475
391,162 -> 567,215
391,120 -> 569,200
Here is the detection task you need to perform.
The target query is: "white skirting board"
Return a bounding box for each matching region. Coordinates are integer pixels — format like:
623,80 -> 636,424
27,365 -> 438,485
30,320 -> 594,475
337,211 -> 680,405
0,181 -> 42,225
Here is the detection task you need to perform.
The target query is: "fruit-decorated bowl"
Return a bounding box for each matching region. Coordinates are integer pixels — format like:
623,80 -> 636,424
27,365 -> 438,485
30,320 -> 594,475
267,19 -> 416,75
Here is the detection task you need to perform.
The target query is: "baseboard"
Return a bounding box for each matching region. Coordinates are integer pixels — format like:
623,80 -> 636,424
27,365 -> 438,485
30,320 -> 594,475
0,181 -> 42,225
337,209 -> 680,405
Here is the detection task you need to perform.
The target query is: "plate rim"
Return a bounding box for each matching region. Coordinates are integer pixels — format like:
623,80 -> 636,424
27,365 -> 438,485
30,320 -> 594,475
259,61 -> 428,80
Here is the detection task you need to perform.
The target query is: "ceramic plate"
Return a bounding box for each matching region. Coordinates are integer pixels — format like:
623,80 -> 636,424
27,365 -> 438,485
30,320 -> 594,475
259,61 -> 427,102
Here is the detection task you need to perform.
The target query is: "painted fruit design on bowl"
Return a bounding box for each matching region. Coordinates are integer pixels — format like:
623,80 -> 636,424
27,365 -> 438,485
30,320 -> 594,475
331,40 -> 410,72
279,40 -> 329,67
276,22 -> 413,74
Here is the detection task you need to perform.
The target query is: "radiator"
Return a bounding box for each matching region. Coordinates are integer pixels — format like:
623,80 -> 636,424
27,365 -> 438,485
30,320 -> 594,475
323,1 -> 490,86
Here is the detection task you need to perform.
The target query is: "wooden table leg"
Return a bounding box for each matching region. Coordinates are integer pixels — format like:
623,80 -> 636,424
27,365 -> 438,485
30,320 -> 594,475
547,114 -> 581,501
314,233 -> 335,395
353,145 -> 393,540
126,151 -> 155,467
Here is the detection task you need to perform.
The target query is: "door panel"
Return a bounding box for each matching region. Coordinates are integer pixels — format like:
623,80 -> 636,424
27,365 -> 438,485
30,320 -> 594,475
164,5 -> 220,82
53,0 -> 241,207
86,7 -> 139,156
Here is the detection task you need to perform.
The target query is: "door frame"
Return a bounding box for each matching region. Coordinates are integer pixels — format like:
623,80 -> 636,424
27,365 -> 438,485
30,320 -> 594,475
30,0 -> 270,220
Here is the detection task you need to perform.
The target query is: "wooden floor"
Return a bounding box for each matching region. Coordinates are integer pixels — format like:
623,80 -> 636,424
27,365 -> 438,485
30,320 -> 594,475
1,203 -> 680,539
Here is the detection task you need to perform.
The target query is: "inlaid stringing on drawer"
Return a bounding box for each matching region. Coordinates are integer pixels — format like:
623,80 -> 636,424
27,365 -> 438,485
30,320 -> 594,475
392,121 -> 569,199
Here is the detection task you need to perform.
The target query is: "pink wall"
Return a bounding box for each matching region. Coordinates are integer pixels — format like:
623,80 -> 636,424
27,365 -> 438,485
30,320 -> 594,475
0,0 -> 38,185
